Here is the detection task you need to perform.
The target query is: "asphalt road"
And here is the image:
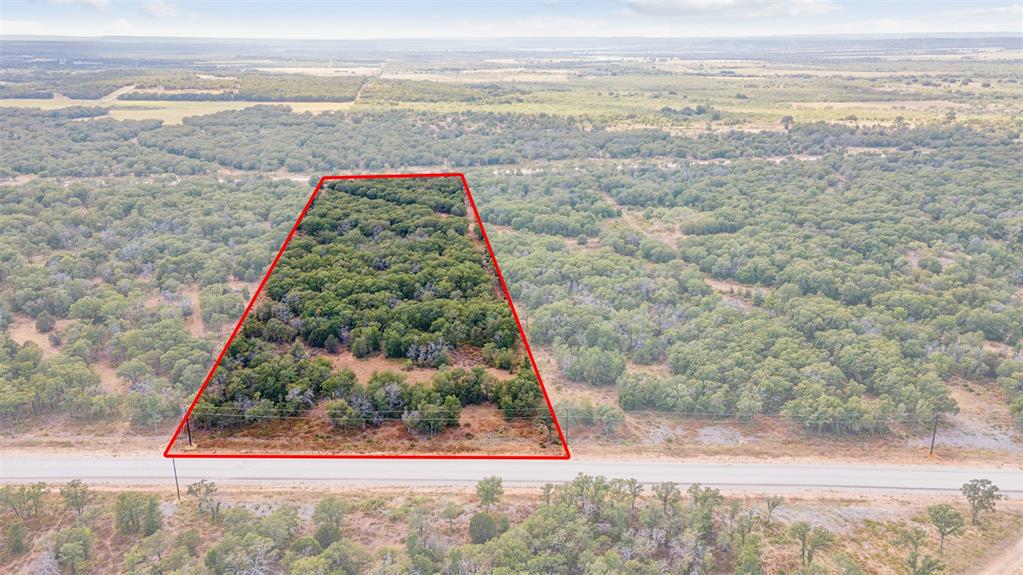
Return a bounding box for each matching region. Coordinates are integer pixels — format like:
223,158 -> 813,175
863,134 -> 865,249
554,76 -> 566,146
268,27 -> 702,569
2,456 -> 1020,496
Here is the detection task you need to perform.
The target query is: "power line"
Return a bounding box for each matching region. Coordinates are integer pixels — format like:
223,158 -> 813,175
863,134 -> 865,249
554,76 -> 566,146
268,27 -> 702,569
184,407 -> 956,424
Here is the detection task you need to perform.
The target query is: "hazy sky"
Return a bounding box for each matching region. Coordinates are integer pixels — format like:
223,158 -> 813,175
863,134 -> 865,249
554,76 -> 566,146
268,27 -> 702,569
1,0 -> 1020,39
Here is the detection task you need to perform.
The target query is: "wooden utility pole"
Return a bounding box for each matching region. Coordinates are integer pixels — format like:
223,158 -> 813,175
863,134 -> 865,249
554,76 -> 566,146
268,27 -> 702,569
186,418 -> 192,446
929,413 -> 939,455
172,458 -> 181,501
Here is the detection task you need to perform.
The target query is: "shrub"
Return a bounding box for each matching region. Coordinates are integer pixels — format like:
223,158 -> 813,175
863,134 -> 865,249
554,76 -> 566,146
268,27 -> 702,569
469,512 -> 498,544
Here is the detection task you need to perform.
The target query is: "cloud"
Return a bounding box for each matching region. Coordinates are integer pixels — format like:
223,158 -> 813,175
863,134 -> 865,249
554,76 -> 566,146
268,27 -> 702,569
626,0 -> 838,18
0,19 -> 47,35
142,0 -> 179,19
942,4 -> 1023,17
48,0 -> 111,7
107,18 -> 133,34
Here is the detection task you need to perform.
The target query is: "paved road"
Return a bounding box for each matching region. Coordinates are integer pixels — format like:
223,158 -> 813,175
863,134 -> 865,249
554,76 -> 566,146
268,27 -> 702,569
2,456 -> 1020,496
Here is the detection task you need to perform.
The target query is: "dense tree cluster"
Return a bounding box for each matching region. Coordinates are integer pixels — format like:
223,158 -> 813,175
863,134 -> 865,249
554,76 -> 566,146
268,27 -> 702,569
3,88 -> 1021,439
0,107 -> 210,177
122,73 -> 365,102
0,68 -> 144,99
191,178 -> 547,435
0,176 -> 310,431
471,171 -> 618,238
130,107 -> 919,174
261,178 -> 518,361
359,79 -> 526,103
485,125 -> 1022,433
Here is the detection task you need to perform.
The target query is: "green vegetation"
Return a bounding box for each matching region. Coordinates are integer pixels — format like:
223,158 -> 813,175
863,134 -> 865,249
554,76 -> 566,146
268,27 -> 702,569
0,176 -> 308,433
481,125 -> 1023,434
3,475 -> 1013,574
123,73 -> 365,102
2,37 -> 1021,454
191,177 -> 547,439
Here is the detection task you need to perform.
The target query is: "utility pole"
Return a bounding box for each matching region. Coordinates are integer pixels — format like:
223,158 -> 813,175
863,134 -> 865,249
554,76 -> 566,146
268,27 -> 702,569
929,413 -> 939,455
186,418 -> 192,446
172,458 -> 181,501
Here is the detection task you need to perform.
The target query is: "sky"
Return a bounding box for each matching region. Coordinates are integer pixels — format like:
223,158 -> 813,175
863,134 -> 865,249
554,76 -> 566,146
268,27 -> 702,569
1,0 -> 1020,39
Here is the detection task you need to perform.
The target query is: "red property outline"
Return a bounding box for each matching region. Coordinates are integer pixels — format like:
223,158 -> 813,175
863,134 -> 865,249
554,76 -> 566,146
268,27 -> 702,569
165,173 -> 570,460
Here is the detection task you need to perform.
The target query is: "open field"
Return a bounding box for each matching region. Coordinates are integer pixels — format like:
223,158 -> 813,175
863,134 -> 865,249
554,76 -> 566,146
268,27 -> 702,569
0,97 -> 355,123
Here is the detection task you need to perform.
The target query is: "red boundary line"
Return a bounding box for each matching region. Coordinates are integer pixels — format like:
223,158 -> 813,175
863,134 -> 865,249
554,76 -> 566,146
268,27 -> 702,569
164,173 -> 571,460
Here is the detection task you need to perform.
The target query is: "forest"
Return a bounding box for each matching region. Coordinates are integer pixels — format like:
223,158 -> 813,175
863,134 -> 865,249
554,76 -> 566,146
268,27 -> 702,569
188,177 -> 550,444
1,34 -> 1022,574
4,104 -> 1014,180
0,176 -> 308,434
1,107 -> 1021,442
1,47 -> 1021,457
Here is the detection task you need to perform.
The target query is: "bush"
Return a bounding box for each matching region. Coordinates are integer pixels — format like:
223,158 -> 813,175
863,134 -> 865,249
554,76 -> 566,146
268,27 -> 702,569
314,523 -> 341,549
469,512 -> 498,544
6,521 -> 26,554
321,369 -> 357,399
35,310 -> 56,333
325,399 -> 365,430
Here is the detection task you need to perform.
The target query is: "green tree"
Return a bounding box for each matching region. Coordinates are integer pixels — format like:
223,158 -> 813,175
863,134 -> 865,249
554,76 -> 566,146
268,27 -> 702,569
142,496 -> 163,536
313,496 -> 346,532
58,542 -> 88,575
35,310 -> 56,333
476,476 -> 503,512
765,495 -> 783,524
320,539 -> 370,575
789,521 -> 833,567
60,479 -> 92,518
961,479 -> 1005,524
0,485 -> 32,520
6,521 -> 26,555
325,399 -> 365,430
594,404 -> 625,434
609,478 -> 642,513
927,504 -> 964,553
735,534 -> 763,575
187,479 -> 221,522
442,502 -> 461,529
115,492 -> 151,535
53,527 -> 94,575
652,481 -> 681,513
900,527 -> 944,575
314,524 -> 341,550
468,512 -> 498,544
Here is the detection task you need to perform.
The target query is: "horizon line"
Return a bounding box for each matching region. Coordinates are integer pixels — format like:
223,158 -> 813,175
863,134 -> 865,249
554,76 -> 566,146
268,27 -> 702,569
1,31 -> 1020,43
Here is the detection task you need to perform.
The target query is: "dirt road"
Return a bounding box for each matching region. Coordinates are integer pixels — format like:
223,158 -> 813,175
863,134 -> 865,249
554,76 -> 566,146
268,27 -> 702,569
2,456 -> 1020,496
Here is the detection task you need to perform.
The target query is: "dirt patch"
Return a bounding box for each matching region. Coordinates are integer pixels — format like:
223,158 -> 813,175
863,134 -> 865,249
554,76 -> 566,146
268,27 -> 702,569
983,339 -> 1021,358
773,500 -> 914,535
181,284 -> 206,338
177,402 -> 553,457
846,146 -> 901,155
698,426 -> 749,446
792,99 -> 958,110
980,533 -> 1023,575
320,350 -> 439,385
92,359 -> 126,394
227,277 -> 260,299
704,278 -> 769,309
0,174 -> 39,186
705,278 -> 770,296
906,379 -> 1023,454
6,314 -> 66,357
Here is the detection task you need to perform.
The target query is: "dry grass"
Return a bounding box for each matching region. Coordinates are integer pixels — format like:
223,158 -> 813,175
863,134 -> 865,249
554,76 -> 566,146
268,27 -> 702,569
174,401 -> 555,457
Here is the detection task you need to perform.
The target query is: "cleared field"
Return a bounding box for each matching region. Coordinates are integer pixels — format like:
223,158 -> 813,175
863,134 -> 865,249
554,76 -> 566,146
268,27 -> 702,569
0,98 -> 355,123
